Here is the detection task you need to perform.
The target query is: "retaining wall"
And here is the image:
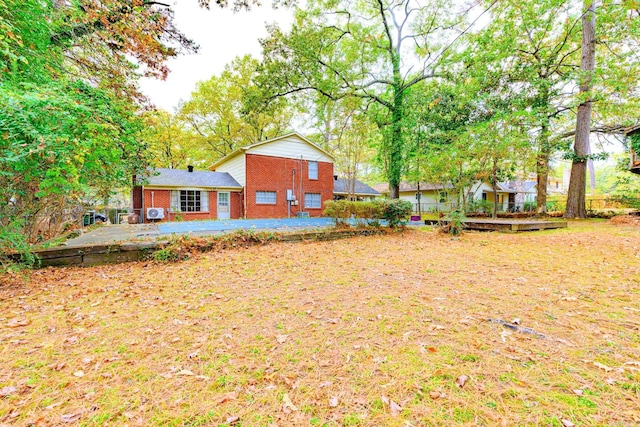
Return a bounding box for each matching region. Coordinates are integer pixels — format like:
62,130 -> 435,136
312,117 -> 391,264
14,229 -> 384,268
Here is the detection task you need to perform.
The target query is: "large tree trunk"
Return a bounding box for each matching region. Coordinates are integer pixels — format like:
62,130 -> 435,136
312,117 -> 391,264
566,1 -> 596,219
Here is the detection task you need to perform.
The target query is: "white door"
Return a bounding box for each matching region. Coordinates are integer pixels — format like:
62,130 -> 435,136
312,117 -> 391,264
217,192 -> 230,219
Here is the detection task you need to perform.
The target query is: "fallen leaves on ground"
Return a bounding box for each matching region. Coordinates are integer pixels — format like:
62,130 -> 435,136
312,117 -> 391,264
282,393 -> 297,413
381,395 -> 403,417
1,221 -> 639,426
455,375 -> 468,388
6,318 -> 30,328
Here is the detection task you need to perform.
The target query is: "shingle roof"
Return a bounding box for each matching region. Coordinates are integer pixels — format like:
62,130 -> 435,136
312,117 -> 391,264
334,178 -> 380,196
140,168 -> 242,188
373,182 -> 454,193
503,180 -> 537,193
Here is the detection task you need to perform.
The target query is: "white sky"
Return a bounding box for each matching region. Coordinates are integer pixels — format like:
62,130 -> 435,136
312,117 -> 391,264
139,2 -> 294,112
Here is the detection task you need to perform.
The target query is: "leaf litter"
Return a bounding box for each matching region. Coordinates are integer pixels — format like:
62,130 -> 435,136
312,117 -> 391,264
0,220 -> 639,425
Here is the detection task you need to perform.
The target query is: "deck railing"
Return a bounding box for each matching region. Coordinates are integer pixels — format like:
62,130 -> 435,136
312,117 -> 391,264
413,198 -> 640,215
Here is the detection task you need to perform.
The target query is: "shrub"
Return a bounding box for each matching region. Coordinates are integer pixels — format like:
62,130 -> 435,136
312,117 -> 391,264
523,201 -> 536,212
353,201 -> 383,226
152,246 -> 183,263
323,200 -> 351,226
442,210 -> 466,236
0,218 -> 38,272
609,195 -> 640,210
324,199 -> 410,229
466,199 -> 493,214
379,199 -> 412,229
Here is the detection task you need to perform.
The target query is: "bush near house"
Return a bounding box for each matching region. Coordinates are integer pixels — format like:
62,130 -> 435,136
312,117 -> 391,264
324,199 -> 412,229
380,199 -> 413,228
466,199 -> 493,215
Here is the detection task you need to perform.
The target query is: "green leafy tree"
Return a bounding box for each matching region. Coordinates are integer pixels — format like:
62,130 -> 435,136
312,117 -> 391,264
402,75 -> 529,215
470,0 -> 584,214
565,2 -> 640,217
0,0 -> 287,265
141,110 -> 202,169
308,96 -> 379,200
0,80 -> 148,240
472,0 -> 639,216
258,0 -> 487,198
179,55 -> 293,160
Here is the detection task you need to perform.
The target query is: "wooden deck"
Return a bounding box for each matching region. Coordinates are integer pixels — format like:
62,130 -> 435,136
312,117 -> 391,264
425,218 -> 567,232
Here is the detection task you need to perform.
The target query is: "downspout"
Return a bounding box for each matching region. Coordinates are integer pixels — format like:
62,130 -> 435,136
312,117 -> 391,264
300,155 -> 303,213
290,169 -> 296,218
244,155 -> 248,218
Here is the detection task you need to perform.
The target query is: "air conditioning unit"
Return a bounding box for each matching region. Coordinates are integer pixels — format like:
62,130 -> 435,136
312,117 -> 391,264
146,207 -> 165,220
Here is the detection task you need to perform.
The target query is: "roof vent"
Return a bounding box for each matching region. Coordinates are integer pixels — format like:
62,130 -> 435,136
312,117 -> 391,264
187,165 -> 194,172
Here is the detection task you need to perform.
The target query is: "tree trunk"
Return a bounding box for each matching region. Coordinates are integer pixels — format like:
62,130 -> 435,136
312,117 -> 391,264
566,1 -> 596,219
492,158 -> 498,219
536,150 -> 549,215
536,108 -> 550,215
387,52 -> 404,200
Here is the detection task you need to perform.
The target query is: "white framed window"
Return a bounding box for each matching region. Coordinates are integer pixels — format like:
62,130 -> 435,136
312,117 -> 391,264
171,190 -> 209,212
304,193 -> 321,209
308,161 -> 318,180
256,191 -> 277,205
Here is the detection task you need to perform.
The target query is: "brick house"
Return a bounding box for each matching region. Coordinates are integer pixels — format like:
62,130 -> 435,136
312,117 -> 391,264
211,133 -> 335,218
132,167 -> 243,222
133,133 -> 337,222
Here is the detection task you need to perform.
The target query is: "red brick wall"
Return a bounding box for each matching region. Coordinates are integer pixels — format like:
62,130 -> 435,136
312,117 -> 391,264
231,191 -> 243,219
245,154 -> 334,218
142,189 -> 242,222
132,186 -> 142,210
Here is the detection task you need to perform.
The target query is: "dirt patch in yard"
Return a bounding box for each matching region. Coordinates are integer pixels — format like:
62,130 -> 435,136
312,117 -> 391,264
1,221 -> 639,426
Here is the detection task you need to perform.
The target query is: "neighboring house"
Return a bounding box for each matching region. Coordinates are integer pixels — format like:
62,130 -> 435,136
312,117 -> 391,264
627,125 -> 640,175
373,182 -> 456,212
507,180 -> 537,210
374,180 -> 536,213
211,133 -> 335,218
469,181 -> 514,211
132,166 -> 243,222
333,178 -> 380,201
546,176 -> 566,195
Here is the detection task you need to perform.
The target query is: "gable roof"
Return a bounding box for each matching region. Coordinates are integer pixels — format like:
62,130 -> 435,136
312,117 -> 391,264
374,182 -> 454,194
506,180 -> 537,193
334,178 -> 381,196
210,132 -> 335,170
139,168 -> 242,189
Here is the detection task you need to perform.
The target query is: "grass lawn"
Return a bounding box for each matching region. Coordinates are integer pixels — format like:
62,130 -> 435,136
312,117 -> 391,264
1,220 -> 639,426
